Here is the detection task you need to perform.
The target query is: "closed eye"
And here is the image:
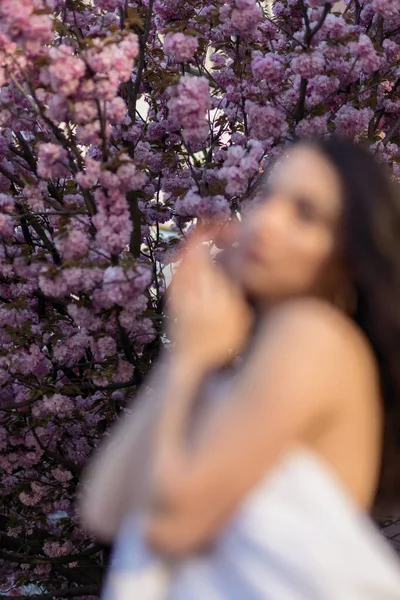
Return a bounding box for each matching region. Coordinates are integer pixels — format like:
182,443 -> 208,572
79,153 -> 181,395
295,197 -> 321,223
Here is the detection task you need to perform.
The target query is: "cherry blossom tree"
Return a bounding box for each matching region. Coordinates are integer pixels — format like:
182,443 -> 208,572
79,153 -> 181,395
0,0 -> 399,597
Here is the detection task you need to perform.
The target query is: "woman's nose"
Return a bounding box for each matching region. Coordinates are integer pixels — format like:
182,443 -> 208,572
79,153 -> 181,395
258,197 -> 290,236
246,198 -> 288,242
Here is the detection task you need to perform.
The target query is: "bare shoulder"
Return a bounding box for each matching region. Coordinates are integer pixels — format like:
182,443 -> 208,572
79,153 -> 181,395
259,297 -> 378,381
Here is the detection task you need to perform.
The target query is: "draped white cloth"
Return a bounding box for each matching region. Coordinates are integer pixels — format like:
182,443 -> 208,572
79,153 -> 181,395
102,448 -> 400,599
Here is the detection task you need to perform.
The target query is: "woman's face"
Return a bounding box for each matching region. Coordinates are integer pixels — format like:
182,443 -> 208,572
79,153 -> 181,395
233,144 -> 345,306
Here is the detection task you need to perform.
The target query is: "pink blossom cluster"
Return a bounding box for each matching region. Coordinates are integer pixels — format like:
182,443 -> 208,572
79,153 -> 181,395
306,74 -> 341,106
76,157 -> 102,188
291,51 -> 326,78
164,32 -> 199,62
39,266 -> 104,298
95,0 -> 125,10
37,143 -> 69,179
251,52 -> 285,85
86,34 -> 139,101
55,227 -> 90,260
0,0 -> 53,55
334,105 -> 374,138
218,140 -> 264,197
92,188 -> 133,255
46,44 -> 87,97
93,264 -> 153,310
245,100 -> 288,142
52,467 -> 74,483
296,115 -> 328,137
167,75 -> 211,145
175,189 -> 230,219
43,540 -> 74,557
221,0 -> 263,38
371,0 -> 399,18
98,159 -> 147,193
32,394 -> 75,418
348,34 -> 382,74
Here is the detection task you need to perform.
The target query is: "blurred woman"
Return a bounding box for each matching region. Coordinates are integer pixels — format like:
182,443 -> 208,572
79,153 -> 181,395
80,137 -> 400,599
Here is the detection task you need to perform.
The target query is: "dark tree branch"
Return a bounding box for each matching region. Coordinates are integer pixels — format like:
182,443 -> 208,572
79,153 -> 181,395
0,545 -> 102,566
126,0 -> 155,123
127,190 -> 142,257
293,77 -> 308,124
1,585 -> 100,599
384,116 -> 400,146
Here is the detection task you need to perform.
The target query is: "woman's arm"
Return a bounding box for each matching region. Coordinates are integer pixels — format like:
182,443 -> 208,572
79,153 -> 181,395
78,229 -> 242,543
144,300 -> 347,555
79,354 -> 205,542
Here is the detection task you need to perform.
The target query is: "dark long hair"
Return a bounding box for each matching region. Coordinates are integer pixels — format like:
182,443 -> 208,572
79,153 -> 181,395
305,137 -> 400,509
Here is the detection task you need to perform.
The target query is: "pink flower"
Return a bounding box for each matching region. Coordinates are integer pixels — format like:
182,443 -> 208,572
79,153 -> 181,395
133,142 -> 163,172
39,271 -> 68,298
52,467 -> 73,483
105,97 -> 128,124
175,189 -> 230,218
19,481 -> 46,506
32,394 -> 75,418
37,143 -> 69,179
334,105 -> 374,138
175,188 -> 202,216
67,304 -> 103,332
43,540 -> 74,558
72,101 -> 98,125
371,0 -> 398,18
0,213 -> 13,239
113,359 -> 135,381
197,195 -> 231,219
349,34 -> 382,74
147,121 -> 168,141
296,115 -> 328,137
76,157 -> 102,188
119,33 -> 140,60
307,74 -> 340,105
210,52 -> 226,67
96,336 -> 117,357
245,101 -> 287,140
319,14 -> 350,40
218,140 -> 263,196
19,491 -> 40,506
95,0 -> 125,9
382,39 -> 400,63
167,75 -> 211,145
98,170 -> 120,189
231,0 -> 263,37
46,93 -> 70,124
0,0 -> 53,54
86,36 -> 138,85
47,45 -> 86,97
55,229 -> 89,259
34,564 -> 52,577
76,120 -> 109,144
94,214 -> 128,256
164,33 -> 199,63
10,344 -> 45,375
116,161 -> 147,191
251,53 -> 284,85
291,52 -> 326,78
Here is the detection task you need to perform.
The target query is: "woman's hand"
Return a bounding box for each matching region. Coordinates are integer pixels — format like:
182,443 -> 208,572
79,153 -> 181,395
166,227 -> 253,372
